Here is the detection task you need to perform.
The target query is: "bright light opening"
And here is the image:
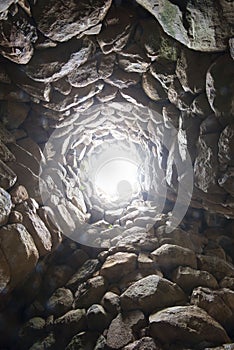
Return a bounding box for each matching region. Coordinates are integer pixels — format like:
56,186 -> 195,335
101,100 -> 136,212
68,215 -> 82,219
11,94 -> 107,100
95,158 -> 140,202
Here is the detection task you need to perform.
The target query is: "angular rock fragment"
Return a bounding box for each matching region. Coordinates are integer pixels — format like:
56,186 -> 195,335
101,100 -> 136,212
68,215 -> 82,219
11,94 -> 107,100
105,69 -> 140,89
21,38 -> 95,83
176,47 -> 213,93
149,306 -> 230,347
68,53 -> 115,88
101,291 -> 120,317
137,0 -> 232,52
0,223 -> 39,290
120,274 -> 186,314
197,255 -> 234,281
37,206 -> 62,252
142,72 -> 167,101
74,275 -> 108,309
172,266 -> 218,293
191,286 -> 234,331
16,201 -> 52,256
151,244 -> 197,271
100,252 -> 137,282
119,43 -> 150,73
66,259 -> 100,292
107,310 -> 146,349
194,134 -> 221,193
43,83 -> 104,112
97,6 -> 136,54
32,0 -> 112,42
46,288 -> 73,318
54,309 -> 86,341
150,57 -> 176,90
86,304 -> 108,332
0,6 -> 37,64
139,19 -> 180,61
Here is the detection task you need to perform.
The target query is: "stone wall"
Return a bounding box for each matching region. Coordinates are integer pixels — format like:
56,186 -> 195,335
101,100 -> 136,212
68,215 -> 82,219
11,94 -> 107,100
0,0 -> 234,349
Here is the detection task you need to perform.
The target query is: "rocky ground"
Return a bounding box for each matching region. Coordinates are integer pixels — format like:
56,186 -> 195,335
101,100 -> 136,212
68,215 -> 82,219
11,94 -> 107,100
0,0 -> 234,349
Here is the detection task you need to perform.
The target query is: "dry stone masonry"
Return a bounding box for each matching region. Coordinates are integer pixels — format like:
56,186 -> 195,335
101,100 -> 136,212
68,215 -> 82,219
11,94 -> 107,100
0,0 -> 233,349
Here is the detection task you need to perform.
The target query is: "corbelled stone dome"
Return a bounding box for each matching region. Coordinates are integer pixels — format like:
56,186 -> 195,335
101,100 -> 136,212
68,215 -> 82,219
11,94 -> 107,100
0,0 -> 233,348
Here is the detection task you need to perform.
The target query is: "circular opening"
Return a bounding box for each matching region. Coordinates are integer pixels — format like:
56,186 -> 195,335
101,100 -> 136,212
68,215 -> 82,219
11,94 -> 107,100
95,158 -> 141,202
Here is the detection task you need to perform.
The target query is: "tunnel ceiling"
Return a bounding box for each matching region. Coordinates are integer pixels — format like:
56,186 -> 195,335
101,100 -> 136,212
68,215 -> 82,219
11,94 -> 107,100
0,0 -> 233,220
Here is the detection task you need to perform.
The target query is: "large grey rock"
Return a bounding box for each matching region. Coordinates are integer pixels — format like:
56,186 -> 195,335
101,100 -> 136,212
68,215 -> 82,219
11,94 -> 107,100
68,53 -> 115,88
21,38 -> 94,83
139,19 -> 180,61
18,317 -> 46,349
150,57 -> 176,90
54,309 -> 86,340
100,252 -> 137,282
149,306 -> 230,347
136,0 -> 232,52
105,69 -> 140,89
106,311 -> 146,349
97,6 -> 136,54
194,134 -> 221,193
142,72 -> 167,101
16,202 -> 52,256
118,43 -> 150,73
151,244 -> 197,271
74,276 -> 108,309
86,304 -> 108,332
172,266 -> 218,293
0,223 -> 39,290
101,291 -> 120,317
176,47 -> 213,93
32,0 -> 112,42
120,275 -> 186,314
42,83 -> 103,112
0,187 -> 12,226
206,55 -> 234,118
66,259 -> 100,292
197,255 -> 234,281
156,227 -> 206,253
191,287 -> 234,332
0,7 -> 37,64
46,288 -> 73,317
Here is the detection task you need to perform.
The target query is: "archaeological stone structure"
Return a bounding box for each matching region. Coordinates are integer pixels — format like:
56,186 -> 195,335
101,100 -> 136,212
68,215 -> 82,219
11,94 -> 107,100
0,0 -> 234,349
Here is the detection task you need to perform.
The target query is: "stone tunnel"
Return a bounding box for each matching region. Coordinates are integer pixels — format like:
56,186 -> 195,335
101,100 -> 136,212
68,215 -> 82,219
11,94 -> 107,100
0,0 -> 234,349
